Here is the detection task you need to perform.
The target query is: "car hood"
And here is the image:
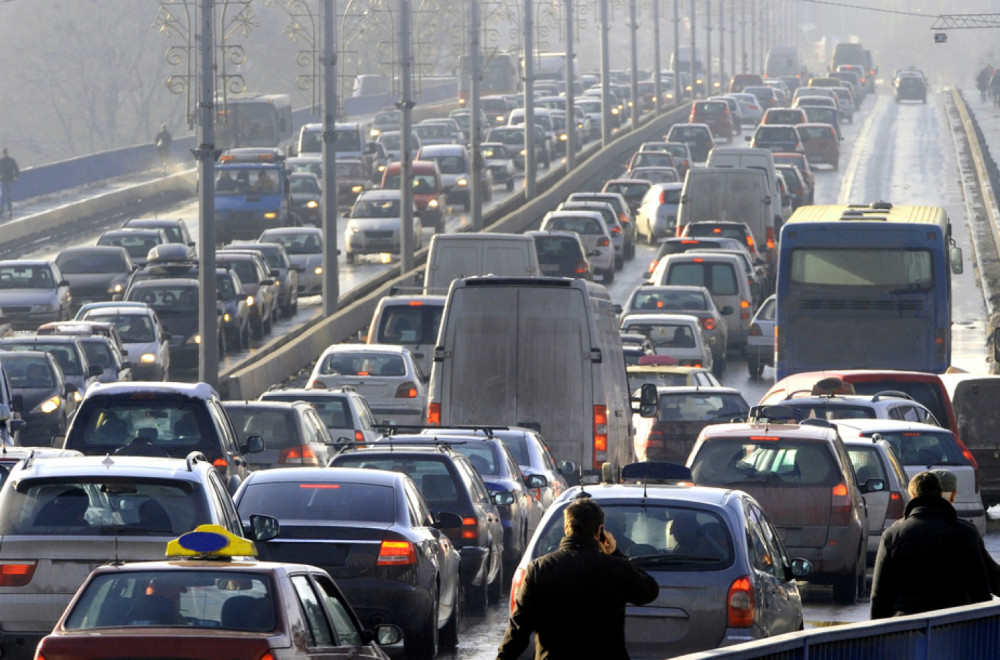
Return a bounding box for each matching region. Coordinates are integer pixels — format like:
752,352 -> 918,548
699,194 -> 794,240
0,290 -> 59,305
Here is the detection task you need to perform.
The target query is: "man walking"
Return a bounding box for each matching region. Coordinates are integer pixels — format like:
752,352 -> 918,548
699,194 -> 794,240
496,497 -> 659,659
870,471 -> 991,619
0,148 -> 19,218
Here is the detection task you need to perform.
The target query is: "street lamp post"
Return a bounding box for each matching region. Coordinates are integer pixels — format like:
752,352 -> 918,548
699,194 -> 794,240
600,0 -> 611,145
321,0 -> 340,314
196,0 -> 218,388
469,0 -> 483,229
565,0 -> 576,167
653,0 -> 661,114
524,0 -> 536,196
674,0 -> 680,101
690,0 -> 696,99
706,0 -> 712,97
399,0 -> 414,274
629,0 -> 639,128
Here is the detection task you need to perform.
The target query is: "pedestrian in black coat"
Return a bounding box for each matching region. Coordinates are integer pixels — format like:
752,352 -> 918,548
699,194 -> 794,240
870,471 -> 991,619
496,497 -> 659,660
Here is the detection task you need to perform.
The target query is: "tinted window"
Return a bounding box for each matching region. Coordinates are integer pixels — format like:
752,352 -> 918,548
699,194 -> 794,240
656,392 -> 749,422
692,439 -> 841,487
81,340 -> 114,369
867,430 -> 965,466
320,352 -> 405,377
332,454 -> 463,509
666,262 -> 739,296
0,341 -> 82,376
57,252 -> 127,274
630,289 -> 707,312
376,304 -> 443,346
85,313 -> 155,343
3,356 -> 56,388
237,481 -> 394,523
0,264 -> 56,289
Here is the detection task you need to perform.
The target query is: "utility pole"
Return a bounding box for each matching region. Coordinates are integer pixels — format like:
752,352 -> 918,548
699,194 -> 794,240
600,0 -> 611,145
321,0 -> 339,315
630,0 -> 639,127
718,0 -> 724,87
565,0 -> 577,167
674,0 -> 680,101
196,0 -> 218,388
706,0 -> 712,97
399,0 -> 414,272
524,0 -> 536,196
470,0 -> 483,228
730,0 -> 735,80
690,0 -> 696,99
654,0 -> 662,114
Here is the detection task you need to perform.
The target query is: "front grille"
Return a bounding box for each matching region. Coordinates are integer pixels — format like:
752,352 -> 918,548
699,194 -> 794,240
365,231 -> 393,239
3,306 -> 31,314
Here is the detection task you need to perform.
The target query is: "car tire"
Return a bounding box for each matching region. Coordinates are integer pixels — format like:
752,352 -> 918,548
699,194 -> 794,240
603,266 -> 615,284
487,553 -> 504,604
290,293 -> 298,316
439,581 -> 461,649
346,252 -> 356,265
405,587 -> 439,659
263,310 -> 273,336
241,324 -> 251,350
747,357 -> 763,379
465,577 -> 488,615
832,547 -> 864,605
614,254 -> 624,271
252,319 -> 264,341
506,178 -> 514,192
712,356 -> 727,377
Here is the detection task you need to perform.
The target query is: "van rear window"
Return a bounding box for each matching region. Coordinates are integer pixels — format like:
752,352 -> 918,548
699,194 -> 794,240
666,262 -> 738,296
376,304 -> 443,345
691,439 -> 840,488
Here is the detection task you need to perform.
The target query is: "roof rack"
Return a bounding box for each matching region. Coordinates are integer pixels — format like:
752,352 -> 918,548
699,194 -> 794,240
186,451 -> 208,471
748,404 -> 799,424
620,461 -> 692,484
870,390 -> 914,402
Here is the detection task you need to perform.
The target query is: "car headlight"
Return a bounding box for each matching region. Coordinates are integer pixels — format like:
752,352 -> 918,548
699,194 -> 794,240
611,108 -> 619,115
263,212 -> 278,220
32,303 -> 57,313
306,200 -> 319,209
223,312 -> 232,323
352,185 -> 363,193
246,295 -> 255,307
187,334 -> 202,345
377,164 -> 386,172
314,266 -> 323,275
140,353 -> 157,364
560,134 -> 568,141
427,199 -> 439,208
108,283 -> 124,294
73,391 -> 83,403
370,128 -> 381,137
520,149 -> 527,156
39,396 -> 61,414
457,178 -> 468,187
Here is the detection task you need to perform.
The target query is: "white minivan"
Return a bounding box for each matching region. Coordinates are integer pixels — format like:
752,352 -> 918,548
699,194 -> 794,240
705,147 -> 784,237
423,233 -> 541,294
649,252 -> 754,349
427,276 -> 633,482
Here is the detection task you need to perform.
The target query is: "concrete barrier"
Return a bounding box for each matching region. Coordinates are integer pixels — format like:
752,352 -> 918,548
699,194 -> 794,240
220,104 -> 691,399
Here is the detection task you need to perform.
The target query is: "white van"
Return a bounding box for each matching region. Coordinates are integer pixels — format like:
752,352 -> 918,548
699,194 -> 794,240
706,147 -> 784,247
427,276 -> 633,482
676,167 -> 775,263
649,252 -> 754,349
423,233 -> 541,294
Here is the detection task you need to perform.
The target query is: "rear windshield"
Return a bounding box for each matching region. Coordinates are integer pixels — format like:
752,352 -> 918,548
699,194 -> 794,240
847,381 -> 948,427
685,224 -> 749,241
57,252 -> 128,274
260,393 -> 353,430
756,126 -> 796,140
128,284 -> 199,311
630,289 -> 707,312
0,341 -> 82,376
863,430 -> 965,466
798,126 -> 835,140
0,478 -> 205,536
534,236 -> 583,260
605,182 -> 651,199
621,320 -> 697,349
545,216 -> 602,235
331,454 -> 465,509
64,570 -> 273,631
628,371 -> 695,390
376,304 -> 443,346
633,153 -> 674,168
84,313 -> 155,344
656,392 -> 749,423
665,262 -> 739,296
319,352 -> 406,377
81,340 -> 114,369
691,439 -> 841,488
261,232 -> 322,255
225,407 -> 301,450
236,481 -> 394,523
531,503 -> 735,569
68,396 -> 222,459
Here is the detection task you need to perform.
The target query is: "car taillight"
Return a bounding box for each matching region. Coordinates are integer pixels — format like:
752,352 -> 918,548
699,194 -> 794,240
593,405 -> 608,469
647,259 -> 659,275
0,561 -> 37,587
259,652 -> 277,660
727,576 -> 754,627
748,323 -> 761,337
598,237 -> 610,247
701,317 -> 716,331
645,425 -> 664,449
885,491 -> 905,522
461,516 -> 478,540
618,213 -> 629,225
377,540 -> 417,566
659,189 -> 667,205
510,566 -> 526,613
576,261 -> 589,274
935,327 -> 947,365
765,226 -> 775,255
611,226 -> 621,236
307,379 -> 327,389
830,482 -> 854,525
427,402 -> 441,425
740,300 -> 750,319
213,458 -> 228,471
395,382 -> 419,398
354,430 -> 365,443
279,445 -> 319,465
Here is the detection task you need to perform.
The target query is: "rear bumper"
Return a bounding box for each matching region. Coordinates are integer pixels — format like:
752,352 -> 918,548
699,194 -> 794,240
459,546 -> 489,587
0,631 -> 45,660
337,577 -> 434,634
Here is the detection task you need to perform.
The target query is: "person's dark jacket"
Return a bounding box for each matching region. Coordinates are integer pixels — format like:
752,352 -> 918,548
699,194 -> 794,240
870,495 -> 991,619
0,155 -> 18,183
496,534 -> 659,659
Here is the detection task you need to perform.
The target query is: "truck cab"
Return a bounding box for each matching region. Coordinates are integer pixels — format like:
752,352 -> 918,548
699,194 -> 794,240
213,148 -> 292,245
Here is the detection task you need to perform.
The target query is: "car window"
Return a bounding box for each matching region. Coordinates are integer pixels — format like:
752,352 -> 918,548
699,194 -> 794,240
207,470 -> 242,535
656,392 -> 749,422
332,454 -> 464,509
312,574 -> 362,647
81,340 -> 114,369
666,262 -> 739,296
848,446 -> 887,487
320,352 -> 406,377
87,313 -> 156,343
691,439 -> 841,488
3,357 -> 55,388
376,304 -> 443,346
451,444 -> 499,476
237,481 -> 394,523
291,575 -> 335,646
630,289 -> 707,312
0,478 -> 208,536
0,342 -> 83,376
745,502 -> 786,578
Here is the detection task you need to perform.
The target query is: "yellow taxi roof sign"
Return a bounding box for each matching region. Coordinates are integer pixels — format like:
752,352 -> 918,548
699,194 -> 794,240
166,524 -> 257,559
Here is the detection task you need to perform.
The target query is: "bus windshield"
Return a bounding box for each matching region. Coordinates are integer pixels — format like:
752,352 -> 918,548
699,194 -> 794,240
789,248 -> 932,289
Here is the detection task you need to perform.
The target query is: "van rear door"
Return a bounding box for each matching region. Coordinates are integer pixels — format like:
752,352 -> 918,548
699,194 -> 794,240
947,375 -> 1000,501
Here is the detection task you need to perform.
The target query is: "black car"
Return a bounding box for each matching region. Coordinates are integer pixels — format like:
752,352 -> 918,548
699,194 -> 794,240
894,75 -> 927,103
526,230 -> 595,280
215,250 -> 278,340
54,246 -> 134,309
223,242 -> 300,317
330,443 -> 504,614
123,278 -> 225,370
121,217 -> 195,248
0,335 -> 103,397
665,123 -> 715,162
0,351 -> 76,447
234,467 -> 462,659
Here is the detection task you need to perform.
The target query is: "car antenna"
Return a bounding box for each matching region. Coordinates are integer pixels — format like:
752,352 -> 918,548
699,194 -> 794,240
577,464 -> 589,498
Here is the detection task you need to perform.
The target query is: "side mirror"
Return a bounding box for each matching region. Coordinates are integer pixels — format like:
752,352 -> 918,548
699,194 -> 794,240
524,473 -> 548,489
371,624 -> 404,647
950,245 -> 964,274
632,382 -> 658,417
88,364 -> 104,377
260,279 -> 274,287
244,435 -> 265,454
493,491 -> 515,506
162,331 -> 172,341
248,514 -> 280,542
558,460 -> 576,475
788,558 -> 812,579
434,511 -> 464,529
861,478 -> 886,494
720,305 -> 734,315
65,383 -> 79,395
613,303 -> 622,315
10,418 -> 26,433
744,135 -> 752,142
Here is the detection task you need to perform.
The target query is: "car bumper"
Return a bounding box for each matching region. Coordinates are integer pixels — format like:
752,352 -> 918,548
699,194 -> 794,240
337,577 -> 434,635
0,631 -> 45,660
367,405 -> 424,426
5,311 -> 62,331
744,338 -> 774,365
955,502 -> 987,536
18,413 -> 63,446
459,546 -> 489,587
784,528 -> 862,581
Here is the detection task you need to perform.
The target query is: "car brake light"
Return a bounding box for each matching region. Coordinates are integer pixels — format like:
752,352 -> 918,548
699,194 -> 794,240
395,382 -> 419,398
259,652 -> 276,660
510,566 -> 526,613
593,405 -> 608,469
377,540 -> 417,565
727,576 -> 754,627
658,189 -> 667,205
885,491 -> 905,522
748,323 -> 761,337
935,328 -> 948,365
701,317 -> 716,331
0,562 -> 37,587
598,237 -> 610,247
461,516 -> 478,540
692,257 -> 704,263
279,445 -> 320,465
646,425 -> 664,449
618,213 -> 629,225
765,226 -> 775,255
307,379 -> 327,389
647,259 -> 659,275
831,482 -> 853,525
740,300 -> 750,319
611,226 -> 621,236
427,402 -> 441,425
576,261 -> 589,274
213,458 -> 228,470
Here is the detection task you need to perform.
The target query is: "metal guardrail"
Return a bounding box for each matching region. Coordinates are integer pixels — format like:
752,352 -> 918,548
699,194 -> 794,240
672,600 -> 1000,660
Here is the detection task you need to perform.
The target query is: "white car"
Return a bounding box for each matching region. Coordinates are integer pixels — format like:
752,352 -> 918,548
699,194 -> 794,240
76,302 -> 171,381
745,294 -> 775,379
259,226 -> 324,296
307,344 -> 426,427
619,313 -> 713,372
539,210 -> 616,283
635,182 -> 682,243
344,189 -> 422,265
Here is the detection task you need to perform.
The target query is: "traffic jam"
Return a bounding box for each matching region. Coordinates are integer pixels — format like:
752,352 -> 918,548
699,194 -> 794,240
0,36 -> 998,660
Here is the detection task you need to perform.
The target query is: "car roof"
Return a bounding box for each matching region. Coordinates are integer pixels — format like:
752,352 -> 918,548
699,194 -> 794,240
833,419 -> 951,435
553,482 -> 741,508
84,381 -> 218,400
654,385 -> 744,395
621,312 -> 702,326
320,343 -> 410,355
356,189 -> 402,200
699,421 -> 840,440
243,466 -> 402,487
9,454 -> 216,482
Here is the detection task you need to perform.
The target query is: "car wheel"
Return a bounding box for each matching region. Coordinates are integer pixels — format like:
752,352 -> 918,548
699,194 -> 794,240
263,310 -> 273,336
405,587 -> 438,659
290,293 -> 298,316
487,553 -> 504,604
252,319 -> 264,341
712,356 -> 727,377
346,251 -> 356,265
614,254 -> 624,271
241,324 -> 251,350
439,581 -> 461,649
465,576 -> 488,615
747,357 -> 763,379
506,178 -> 514,192
603,266 -> 615,284
832,547 -> 864,605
